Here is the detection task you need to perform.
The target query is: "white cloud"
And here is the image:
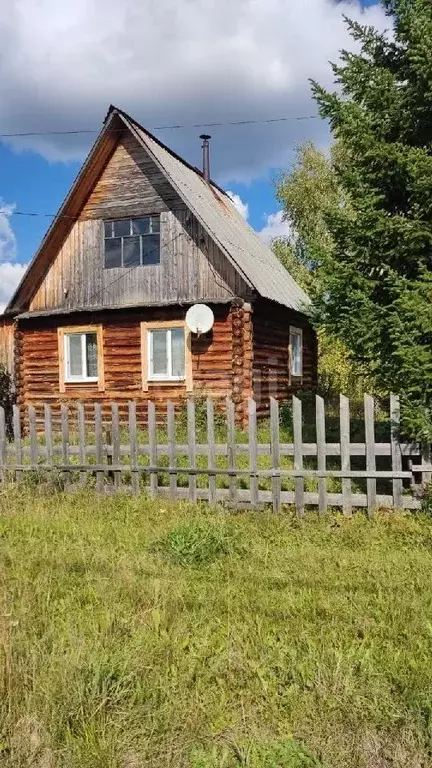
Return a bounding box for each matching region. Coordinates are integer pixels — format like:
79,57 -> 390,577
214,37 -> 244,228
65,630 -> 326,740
259,210 -> 293,242
0,201 -> 17,262
0,201 -> 27,313
0,0 -> 388,182
227,191 -> 249,220
0,263 -> 28,313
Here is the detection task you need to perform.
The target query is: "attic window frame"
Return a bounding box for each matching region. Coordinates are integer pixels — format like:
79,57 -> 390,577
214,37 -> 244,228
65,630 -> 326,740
103,216 -> 161,269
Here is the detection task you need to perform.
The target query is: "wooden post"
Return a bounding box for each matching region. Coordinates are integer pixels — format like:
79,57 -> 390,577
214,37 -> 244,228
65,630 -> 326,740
340,395 -> 352,517
44,404 -> 53,468
29,406 -> 38,470
76,404 -> 86,487
248,398 -> 259,510
0,407 -> 6,484
421,442 -> 432,487
94,403 -> 104,493
316,395 -> 327,515
227,397 -> 237,506
128,401 -> 139,496
207,398 -> 216,506
13,404 -> 22,483
270,397 -> 281,513
167,401 -> 177,501
187,398 -> 197,504
364,394 -> 376,517
293,395 -> 304,516
148,401 -> 158,499
111,403 -> 121,491
390,393 -> 403,510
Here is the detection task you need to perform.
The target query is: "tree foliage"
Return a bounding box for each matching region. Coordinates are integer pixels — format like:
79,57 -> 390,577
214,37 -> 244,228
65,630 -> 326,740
307,0 -> 432,438
0,364 -> 14,440
274,142 -> 373,401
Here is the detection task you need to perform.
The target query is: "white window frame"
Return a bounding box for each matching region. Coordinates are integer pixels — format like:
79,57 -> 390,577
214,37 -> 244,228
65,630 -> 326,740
289,326 -> 303,378
64,332 -> 99,383
148,327 -> 186,382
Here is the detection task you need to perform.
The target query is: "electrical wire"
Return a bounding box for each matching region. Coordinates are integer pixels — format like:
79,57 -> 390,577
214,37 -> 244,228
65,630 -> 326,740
0,114 -> 319,139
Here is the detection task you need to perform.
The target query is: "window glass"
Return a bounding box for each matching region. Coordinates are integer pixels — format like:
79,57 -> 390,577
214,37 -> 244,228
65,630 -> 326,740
132,218 -> 150,235
85,334 -> 98,378
123,236 -> 141,267
68,335 -> 83,377
104,221 -> 114,238
105,238 -> 122,268
171,328 -> 185,377
151,330 -> 168,376
290,330 -> 302,376
113,219 -> 131,237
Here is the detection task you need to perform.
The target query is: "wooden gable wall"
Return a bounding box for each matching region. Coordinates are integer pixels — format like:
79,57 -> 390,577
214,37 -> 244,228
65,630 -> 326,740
29,132 -> 250,312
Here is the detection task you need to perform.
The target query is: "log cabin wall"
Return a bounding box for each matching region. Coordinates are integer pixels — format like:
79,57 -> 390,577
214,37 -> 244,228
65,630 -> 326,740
252,299 -> 318,416
16,304 -> 236,426
29,132 -> 251,312
0,317 -> 15,377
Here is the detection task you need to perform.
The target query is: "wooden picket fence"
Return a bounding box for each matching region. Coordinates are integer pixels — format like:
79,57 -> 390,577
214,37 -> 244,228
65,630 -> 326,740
0,394 -> 430,515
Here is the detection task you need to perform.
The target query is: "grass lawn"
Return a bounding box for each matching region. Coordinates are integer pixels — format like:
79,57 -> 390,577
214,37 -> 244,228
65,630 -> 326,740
1,489 -> 432,767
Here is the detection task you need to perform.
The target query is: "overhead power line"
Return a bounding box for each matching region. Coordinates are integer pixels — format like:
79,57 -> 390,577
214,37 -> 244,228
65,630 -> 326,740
0,114 -> 319,139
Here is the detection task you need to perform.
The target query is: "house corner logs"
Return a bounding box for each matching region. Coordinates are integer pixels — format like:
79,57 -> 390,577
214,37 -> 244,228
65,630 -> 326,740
231,300 -> 253,426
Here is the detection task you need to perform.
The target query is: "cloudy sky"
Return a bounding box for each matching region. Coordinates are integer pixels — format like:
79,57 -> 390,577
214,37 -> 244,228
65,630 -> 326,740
0,0 -> 386,312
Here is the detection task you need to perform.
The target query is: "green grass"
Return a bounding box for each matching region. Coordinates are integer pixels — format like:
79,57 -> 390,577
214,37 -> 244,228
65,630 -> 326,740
2,489 -> 432,767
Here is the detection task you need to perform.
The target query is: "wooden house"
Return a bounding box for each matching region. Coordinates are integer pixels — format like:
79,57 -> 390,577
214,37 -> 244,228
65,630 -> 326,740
0,106 -> 317,424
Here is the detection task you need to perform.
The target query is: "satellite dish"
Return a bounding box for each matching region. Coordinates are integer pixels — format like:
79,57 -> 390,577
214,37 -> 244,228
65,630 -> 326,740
186,304 -> 215,335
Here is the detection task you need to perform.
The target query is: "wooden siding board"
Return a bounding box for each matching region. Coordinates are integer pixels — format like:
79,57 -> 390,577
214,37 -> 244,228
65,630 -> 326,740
252,299 -> 317,412
0,319 -> 15,376
17,305 -> 235,422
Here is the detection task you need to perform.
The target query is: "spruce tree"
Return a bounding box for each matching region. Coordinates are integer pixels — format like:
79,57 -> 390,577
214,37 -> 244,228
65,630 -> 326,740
311,0 -> 432,438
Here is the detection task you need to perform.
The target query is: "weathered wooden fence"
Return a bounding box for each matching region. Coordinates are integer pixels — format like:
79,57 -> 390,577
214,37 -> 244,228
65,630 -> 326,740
0,394 -> 430,515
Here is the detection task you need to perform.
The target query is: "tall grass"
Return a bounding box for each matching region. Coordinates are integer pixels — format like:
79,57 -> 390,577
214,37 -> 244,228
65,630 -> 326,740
1,488 -> 432,766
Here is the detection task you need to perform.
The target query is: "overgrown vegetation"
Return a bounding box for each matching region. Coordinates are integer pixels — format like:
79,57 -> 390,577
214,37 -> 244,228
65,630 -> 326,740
0,364 -> 14,440
275,0 -> 432,437
2,488 -> 432,766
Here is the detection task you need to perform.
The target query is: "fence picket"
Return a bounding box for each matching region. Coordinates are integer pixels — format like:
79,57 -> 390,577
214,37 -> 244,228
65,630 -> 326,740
390,394 -> 403,510
167,401 -> 177,501
270,397 -> 281,513
43,404 -> 53,469
316,395 -> 327,514
0,395 -> 424,512
13,405 -> 22,482
148,401 -> 158,499
29,406 -> 38,469
364,394 -> 377,517
77,404 -> 86,487
187,398 -> 197,504
128,401 -> 139,495
207,398 -> 217,506
340,395 -> 352,517
227,398 -> 237,506
111,403 -> 121,491
421,442 -> 432,487
0,407 -> 6,483
94,403 -> 104,493
293,396 -> 304,516
248,398 -> 259,509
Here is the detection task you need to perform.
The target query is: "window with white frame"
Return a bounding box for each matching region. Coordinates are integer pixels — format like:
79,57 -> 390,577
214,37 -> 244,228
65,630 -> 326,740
64,332 -> 99,382
148,327 -> 185,380
289,327 -> 303,377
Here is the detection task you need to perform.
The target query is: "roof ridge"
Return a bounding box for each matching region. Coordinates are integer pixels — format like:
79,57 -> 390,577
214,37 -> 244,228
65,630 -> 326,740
105,104 -> 229,197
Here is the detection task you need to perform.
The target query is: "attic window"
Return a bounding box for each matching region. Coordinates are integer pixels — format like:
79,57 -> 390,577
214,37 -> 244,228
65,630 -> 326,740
104,217 -> 161,269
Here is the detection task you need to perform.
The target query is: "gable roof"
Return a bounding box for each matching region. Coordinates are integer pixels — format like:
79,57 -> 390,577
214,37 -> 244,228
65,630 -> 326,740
7,106 -> 310,314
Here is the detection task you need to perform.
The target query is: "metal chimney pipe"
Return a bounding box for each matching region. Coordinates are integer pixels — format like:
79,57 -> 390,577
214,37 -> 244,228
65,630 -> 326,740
200,134 -> 211,183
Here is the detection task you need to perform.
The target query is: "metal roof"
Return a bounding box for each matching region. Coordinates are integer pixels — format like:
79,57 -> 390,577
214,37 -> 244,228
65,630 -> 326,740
122,113 -> 310,312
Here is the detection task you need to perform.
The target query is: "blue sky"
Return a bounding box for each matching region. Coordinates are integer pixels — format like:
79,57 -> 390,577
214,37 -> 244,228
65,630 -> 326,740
0,0 -> 384,310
